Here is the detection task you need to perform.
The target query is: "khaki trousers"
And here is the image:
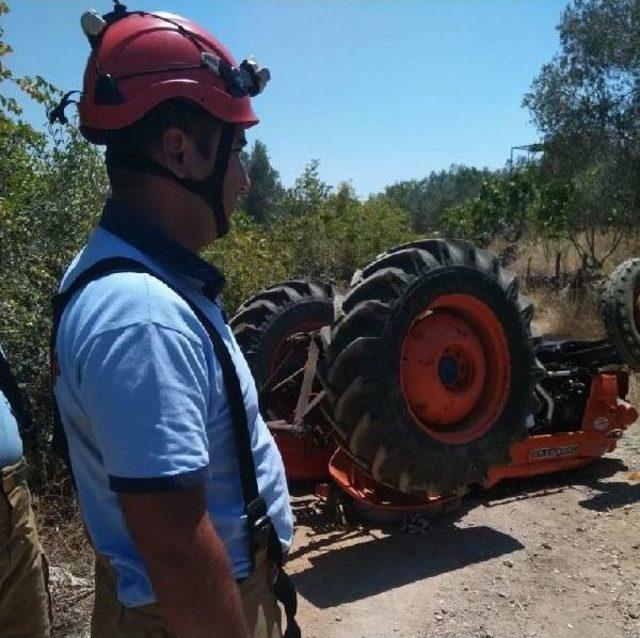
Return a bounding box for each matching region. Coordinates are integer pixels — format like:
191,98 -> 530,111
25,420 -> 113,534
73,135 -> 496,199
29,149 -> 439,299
91,549 -> 283,638
0,459 -> 51,638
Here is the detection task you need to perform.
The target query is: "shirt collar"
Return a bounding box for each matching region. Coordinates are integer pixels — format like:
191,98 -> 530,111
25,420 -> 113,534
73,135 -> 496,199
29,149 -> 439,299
99,198 -> 226,300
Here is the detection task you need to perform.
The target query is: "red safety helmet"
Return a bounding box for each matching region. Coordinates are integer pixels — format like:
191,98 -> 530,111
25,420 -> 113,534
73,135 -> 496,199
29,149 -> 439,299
49,3 -> 272,237
77,4 -> 269,143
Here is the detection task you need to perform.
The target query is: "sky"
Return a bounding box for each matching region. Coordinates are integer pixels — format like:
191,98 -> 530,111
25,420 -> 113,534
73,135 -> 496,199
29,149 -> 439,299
4,0 -> 566,197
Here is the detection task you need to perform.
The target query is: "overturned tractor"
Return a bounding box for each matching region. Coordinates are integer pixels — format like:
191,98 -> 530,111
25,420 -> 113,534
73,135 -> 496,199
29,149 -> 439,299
231,239 -> 638,518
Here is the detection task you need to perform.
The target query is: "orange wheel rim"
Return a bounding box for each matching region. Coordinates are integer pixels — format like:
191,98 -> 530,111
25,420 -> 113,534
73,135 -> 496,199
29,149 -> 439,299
400,293 -> 511,444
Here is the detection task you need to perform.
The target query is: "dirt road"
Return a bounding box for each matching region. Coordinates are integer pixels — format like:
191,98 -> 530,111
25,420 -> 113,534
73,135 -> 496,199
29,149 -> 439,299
47,423 -> 640,638
288,432 -> 640,638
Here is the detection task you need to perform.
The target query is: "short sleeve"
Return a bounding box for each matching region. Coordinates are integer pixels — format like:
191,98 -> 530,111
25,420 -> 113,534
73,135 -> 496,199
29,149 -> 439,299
79,322 -> 211,492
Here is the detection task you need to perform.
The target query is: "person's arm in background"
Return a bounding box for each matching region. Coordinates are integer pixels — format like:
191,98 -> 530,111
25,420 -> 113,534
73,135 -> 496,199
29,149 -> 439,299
120,486 -> 248,638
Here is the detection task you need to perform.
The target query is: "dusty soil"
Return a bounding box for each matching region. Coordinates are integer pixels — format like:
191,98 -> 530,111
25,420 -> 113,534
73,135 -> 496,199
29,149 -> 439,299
40,262 -> 640,638
45,425 -> 640,638
289,431 -> 640,638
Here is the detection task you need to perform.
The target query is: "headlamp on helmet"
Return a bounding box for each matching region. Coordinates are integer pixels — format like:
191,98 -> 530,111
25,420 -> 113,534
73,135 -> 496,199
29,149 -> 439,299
200,52 -> 270,99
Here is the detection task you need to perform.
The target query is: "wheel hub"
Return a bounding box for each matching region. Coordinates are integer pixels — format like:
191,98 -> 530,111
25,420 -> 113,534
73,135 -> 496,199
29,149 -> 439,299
399,293 -> 511,445
438,355 -> 459,386
401,312 -> 486,426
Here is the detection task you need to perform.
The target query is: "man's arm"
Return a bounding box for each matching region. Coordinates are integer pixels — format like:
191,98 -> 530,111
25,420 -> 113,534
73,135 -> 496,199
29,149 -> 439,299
120,485 -> 248,638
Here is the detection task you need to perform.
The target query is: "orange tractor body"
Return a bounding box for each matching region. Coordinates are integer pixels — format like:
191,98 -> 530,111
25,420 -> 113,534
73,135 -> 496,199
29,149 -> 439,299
484,373 -> 636,487
231,243 -> 640,520
271,370 -> 636,517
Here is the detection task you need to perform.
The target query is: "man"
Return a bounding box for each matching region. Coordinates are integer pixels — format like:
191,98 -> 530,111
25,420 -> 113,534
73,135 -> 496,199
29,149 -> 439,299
51,6 -> 294,638
0,347 -> 50,638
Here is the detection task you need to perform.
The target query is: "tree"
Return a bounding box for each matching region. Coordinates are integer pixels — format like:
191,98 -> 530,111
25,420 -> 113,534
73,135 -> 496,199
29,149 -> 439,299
523,0 -> 640,268
0,1 -> 59,116
241,140 -> 283,224
382,165 -> 497,232
440,165 -> 541,247
280,159 -> 331,217
525,0 -> 640,144
0,2 -> 108,481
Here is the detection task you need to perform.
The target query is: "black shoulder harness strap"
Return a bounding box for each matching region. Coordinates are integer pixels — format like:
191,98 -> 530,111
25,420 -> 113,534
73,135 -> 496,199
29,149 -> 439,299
51,257 -> 300,638
51,257 -> 264,530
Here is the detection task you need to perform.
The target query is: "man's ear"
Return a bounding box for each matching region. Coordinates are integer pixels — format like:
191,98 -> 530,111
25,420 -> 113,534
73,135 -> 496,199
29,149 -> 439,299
160,127 -> 189,178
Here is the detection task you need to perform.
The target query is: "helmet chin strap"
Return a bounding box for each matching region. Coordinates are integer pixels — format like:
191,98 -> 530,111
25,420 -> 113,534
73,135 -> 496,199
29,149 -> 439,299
106,123 -> 236,238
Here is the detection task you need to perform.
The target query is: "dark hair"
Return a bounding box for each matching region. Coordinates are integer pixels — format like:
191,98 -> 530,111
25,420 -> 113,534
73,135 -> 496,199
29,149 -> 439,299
104,99 -> 220,187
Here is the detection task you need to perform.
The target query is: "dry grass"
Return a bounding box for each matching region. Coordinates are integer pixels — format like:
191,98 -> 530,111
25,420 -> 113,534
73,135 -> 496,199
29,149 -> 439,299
526,285 -> 605,340
492,232 -> 640,279
34,480 -> 93,579
490,232 -> 639,340
33,480 -> 93,638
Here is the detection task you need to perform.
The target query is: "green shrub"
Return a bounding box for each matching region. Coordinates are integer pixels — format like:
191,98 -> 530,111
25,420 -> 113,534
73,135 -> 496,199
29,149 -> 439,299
0,112 -> 417,487
0,116 -> 108,483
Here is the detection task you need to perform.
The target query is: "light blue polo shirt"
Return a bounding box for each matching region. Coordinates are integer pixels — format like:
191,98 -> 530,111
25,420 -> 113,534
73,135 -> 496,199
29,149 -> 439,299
54,200 -> 293,607
0,348 -> 23,468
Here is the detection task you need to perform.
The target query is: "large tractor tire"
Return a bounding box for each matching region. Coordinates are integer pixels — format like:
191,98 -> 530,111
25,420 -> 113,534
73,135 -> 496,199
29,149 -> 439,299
231,280 -> 335,482
320,238 -> 535,495
600,258 -> 640,368
231,280 -> 335,386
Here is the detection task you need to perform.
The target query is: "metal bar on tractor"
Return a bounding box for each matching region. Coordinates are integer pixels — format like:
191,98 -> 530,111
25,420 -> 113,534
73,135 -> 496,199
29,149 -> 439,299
266,420 -> 294,432
293,339 -> 320,426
